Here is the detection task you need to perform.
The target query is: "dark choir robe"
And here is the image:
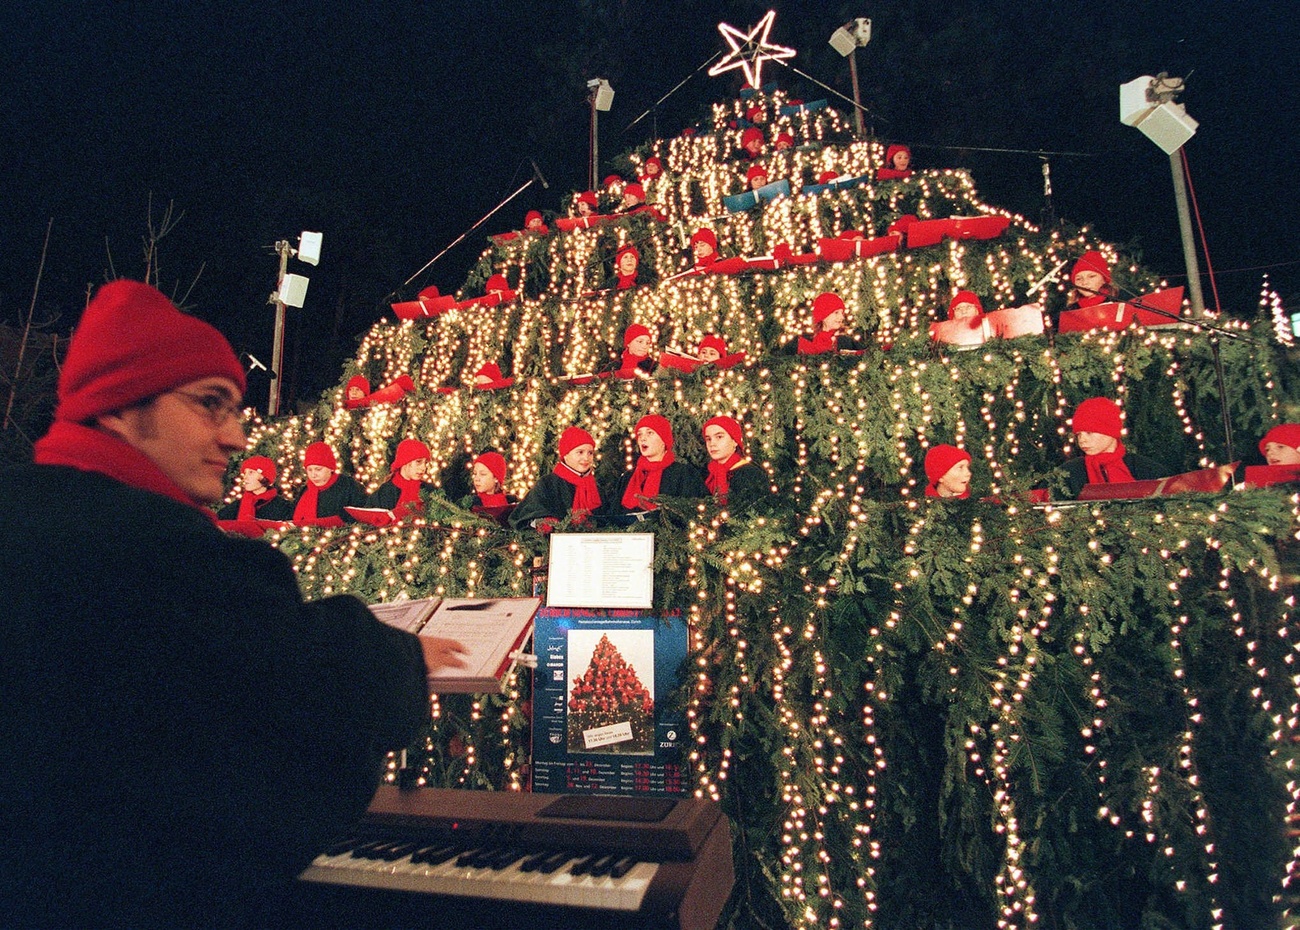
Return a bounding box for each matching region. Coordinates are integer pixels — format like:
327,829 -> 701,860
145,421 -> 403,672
458,492 -> 519,525
292,473 -> 367,524
510,474 -> 585,529
1063,451 -> 1166,499
216,492 -> 292,522
711,460 -> 769,508
608,460 -> 708,513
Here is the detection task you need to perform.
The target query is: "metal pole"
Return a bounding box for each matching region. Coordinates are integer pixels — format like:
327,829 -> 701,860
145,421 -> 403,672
590,93 -> 599,192
1168,150 -> 1206,318
848,49 -> 864,138
267,240 -> 290,417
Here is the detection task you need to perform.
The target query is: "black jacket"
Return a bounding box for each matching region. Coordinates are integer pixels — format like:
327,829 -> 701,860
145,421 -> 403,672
608,460 -> 708,513
0,463 -> 429,928
1063,451 -> 1167,498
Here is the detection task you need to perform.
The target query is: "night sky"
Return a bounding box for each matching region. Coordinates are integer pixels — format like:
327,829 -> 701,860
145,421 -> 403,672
3,1 -> 1296,407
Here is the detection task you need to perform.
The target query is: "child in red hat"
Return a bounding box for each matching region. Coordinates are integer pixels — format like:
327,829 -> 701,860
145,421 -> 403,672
774,131 -> 794,151
746,163 -> 769,191
292,441 -> 367,526
1067,251 -> 1113,309
797,292 -> 867,355
690,227 -> 719,271
606,244 -> 654,291
611,414 -> 707,513
923,445 -> 972,499
1063,397 -> 1166,497
740,126 -> 765,159
366,438 -> 433,519
217,455 -> 292,522
459,450 -> 518,520
1259,424 -> 1300,466
947,290 -> 985,326
702,415 -> 768,506
605,323 -> 656,377
638,156 -> 664,183
878,144 -> 914,180
524,210 -> 549,235
511,426 -> 602,531
575,191 -> 599,217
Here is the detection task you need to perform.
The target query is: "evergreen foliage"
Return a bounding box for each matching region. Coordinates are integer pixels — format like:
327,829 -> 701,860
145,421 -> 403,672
232,88 -> 1300,928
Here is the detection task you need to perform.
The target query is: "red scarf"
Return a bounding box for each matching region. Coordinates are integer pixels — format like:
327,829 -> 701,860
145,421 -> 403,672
1083,439 -> 1136,485
616,271 -> 637,290
33,420 -> 219,522
620,349 -> 649,372
293,470 -> 339,524
925,483 -> 970,499
553,462 -> 601,520
391,473 -> 423,518
706,453 -> 745,498
621,452 -> 674,511
798,330 -> 836,355
1076,293 -> 1107,309
476,491 -> 509,509
236,486 -> 279,520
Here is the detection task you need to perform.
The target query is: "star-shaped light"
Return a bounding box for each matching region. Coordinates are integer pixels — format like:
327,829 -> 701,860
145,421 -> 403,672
707,10 -> 796,90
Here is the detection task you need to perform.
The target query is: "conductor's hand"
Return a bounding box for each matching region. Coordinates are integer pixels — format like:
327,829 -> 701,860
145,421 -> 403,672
421,636 -> 469,674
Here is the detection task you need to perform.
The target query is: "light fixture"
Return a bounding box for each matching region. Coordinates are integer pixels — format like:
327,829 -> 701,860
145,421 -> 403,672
587,78 -> 614,190
828,17 -> 871,137
1118,74 -> 1204,317
267,231 -> 323,416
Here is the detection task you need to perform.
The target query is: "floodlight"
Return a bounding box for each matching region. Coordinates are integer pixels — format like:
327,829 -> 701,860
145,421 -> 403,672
829,17 -> 871,56
588,78 -> 614,112
278,273 -> 309,309
1119,73 -> 1198,154
297,231 -> 323,266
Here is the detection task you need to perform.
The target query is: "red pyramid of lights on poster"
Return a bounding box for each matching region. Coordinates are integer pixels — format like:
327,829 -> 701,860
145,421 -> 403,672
567,633 -> 655,755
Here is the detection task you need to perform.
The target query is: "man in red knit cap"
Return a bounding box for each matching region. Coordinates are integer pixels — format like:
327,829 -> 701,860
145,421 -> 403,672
0,280 -> 465,928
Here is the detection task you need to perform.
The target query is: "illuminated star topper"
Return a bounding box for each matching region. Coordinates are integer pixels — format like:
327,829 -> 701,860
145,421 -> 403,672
707,10 -> 796,90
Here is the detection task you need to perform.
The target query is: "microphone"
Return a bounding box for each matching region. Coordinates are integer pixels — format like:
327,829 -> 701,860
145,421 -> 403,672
529,158 -> 549,189
242,352 -> 268,372
1026,259 -> 1068,297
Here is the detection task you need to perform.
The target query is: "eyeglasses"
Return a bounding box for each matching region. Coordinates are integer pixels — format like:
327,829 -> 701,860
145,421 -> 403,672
169,390 -> 247,427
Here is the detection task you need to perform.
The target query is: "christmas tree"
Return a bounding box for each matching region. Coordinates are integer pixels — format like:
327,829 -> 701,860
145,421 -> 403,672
567,633 -> 655,754
231,76 -> 1300,929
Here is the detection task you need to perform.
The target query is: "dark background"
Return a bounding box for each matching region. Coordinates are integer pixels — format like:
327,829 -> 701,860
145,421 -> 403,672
2,1 -> 1296,409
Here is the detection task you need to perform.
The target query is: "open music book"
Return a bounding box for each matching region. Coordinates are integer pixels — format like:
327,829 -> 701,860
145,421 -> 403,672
369,596 -> 541,693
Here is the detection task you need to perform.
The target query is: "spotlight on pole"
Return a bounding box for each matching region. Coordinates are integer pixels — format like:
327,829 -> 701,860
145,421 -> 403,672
828,18 -> 871,138
587,78 -> 614,190
267,231 -> 323,417
1118,73 -> 1204,317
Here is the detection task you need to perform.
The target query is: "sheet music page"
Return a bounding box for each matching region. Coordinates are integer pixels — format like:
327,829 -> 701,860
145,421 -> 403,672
546,533 -> 655,609
426,599 -> 539,678
369,597 -> 439,634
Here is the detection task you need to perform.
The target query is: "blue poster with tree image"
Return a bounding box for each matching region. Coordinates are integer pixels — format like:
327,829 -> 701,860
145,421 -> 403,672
531,608 -> 689,796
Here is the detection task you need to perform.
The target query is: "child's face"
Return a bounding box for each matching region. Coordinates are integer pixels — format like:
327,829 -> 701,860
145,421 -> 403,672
618,252 -> 638,276
628,334 -> 651,356
821,309 -> 845,332
892,150 -> 911,170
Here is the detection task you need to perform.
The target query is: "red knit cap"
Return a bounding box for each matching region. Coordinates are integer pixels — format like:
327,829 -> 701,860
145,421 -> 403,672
746,164 -> 769,184
603,174 -> 624,189
635,414 -> 673,450
1070,397 -> 1123,439
885,144 -> 911,168
577,191 -> 598,208
741,127 -> 763,148
698,334 -> 727,357
623,183 -> 645,201
703,415 -> 744,450
817,170 -> 839,184
616,244 -> 640,263
623,323 -> 651,347
642,157 -> 663,176
474,451 -> 507,486
812,292 -> 846,325
303,441 -> 337,471
418,285 -> 441,300
391,438 -> 431,474
486,274 -> 510,293
525,210 -> 544,227
558,426 -> 595,457
1259,424 -> 1300,456
924,444 -> 971,483
948,290 -> 984,320
775,132 -> 794,149
55,279 -> 246,423
746,106 -> 764,123
690,228 -> 717,250
241,455 -> 277,484
1071,250 -> 1112,284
